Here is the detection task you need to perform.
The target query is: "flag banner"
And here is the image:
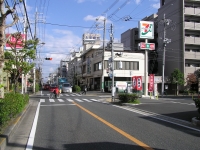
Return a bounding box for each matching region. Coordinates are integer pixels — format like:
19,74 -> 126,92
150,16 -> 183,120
136,76 -> 142,91
148,74 -> 154,92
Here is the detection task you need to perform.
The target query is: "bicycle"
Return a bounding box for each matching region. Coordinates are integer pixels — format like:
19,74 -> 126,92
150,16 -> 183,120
49,90 -> 60,99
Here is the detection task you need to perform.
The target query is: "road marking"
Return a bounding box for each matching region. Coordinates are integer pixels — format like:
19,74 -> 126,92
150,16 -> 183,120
40,99 -> 45,102
90,99 -> 98,102
65,94 -> 69,96
83,99 -> 92,102
114,105 -> 200,132
57,99 -> 64,102
41,104 -> 75,106
75,98 -> 83,102
49,99 -> 55,102
73,102 -> 154,150
67,98 -> 74,102
26,102 -> 41,150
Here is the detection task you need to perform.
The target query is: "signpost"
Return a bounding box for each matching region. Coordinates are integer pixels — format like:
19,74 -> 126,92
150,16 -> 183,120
138,21 -> 155,97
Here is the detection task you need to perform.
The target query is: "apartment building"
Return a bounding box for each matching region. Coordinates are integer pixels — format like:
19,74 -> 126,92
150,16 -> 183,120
158,0 -> 200,79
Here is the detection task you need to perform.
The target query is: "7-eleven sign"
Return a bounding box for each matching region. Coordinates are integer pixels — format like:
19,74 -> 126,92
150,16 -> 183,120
138,21 -> 154,39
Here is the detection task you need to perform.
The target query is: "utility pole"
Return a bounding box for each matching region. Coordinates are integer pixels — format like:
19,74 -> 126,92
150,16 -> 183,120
162,14 -> 171,97
110,24 -> 115,102
101,18 -> 106,92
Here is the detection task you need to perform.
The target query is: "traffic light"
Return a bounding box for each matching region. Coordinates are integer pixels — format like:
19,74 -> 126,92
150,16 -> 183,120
45,57 -> 52,60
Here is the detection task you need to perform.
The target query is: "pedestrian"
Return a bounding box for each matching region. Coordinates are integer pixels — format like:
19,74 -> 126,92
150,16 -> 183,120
82,85 -> 87,95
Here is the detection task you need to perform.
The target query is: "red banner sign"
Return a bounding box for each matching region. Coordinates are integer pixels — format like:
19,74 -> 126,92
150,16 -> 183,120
148,74 -> 154,92
132,76 -> 142,91
6,34 -> 26,49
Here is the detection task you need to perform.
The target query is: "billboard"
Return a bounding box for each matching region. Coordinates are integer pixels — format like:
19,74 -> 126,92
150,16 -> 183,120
6,34 -> 26,49
138,21 -> 154,39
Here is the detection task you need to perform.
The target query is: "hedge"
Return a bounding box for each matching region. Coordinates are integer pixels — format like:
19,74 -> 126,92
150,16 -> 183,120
72,85 -> 81,93
118,93 -> 139,103
0,92 -> 29,129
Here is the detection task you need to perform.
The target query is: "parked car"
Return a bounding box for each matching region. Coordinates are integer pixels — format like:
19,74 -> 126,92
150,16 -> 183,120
62,83 -> 72,93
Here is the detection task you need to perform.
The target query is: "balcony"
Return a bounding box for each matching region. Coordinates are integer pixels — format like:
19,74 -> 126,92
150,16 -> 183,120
185,66 -> 200,74
185,22 -> 200,30
185,7 -> 200,16
184,51 -> 200,59
185,36 -> 200,45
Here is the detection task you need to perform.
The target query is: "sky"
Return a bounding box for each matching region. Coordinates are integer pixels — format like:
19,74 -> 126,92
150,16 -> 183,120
5,0 -> 160,82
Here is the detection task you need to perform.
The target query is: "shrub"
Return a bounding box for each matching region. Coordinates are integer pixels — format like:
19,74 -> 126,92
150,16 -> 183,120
118,93 -> 139,103
193,98 -> 200,117
0,92 -> 29,128
72,85 -> 81,93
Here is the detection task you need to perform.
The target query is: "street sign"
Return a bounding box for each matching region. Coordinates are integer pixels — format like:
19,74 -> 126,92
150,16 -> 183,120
139,42 -> 155,50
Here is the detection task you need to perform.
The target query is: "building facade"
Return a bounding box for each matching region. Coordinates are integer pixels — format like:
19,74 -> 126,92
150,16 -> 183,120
158,0 -> 200,79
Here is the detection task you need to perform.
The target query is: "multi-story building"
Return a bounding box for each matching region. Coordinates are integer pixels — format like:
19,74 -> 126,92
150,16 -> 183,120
158,0 -> 200,79
59,59 -> 68,78
67,33 -> 146,91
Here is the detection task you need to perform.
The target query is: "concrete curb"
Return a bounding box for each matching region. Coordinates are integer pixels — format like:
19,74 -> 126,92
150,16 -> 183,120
0,102 -> 30,150
192,117 -> 200,127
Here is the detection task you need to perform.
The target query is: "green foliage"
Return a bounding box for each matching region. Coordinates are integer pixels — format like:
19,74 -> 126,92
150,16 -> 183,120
28,78 -> 33,83
193,98 -> 200,117
3,36 -> 38,93
0,92 -> 29,128
118,93 -> 139,103
72,85 -> 81,92
35,83 -> 40,92
169,68 -> 185,85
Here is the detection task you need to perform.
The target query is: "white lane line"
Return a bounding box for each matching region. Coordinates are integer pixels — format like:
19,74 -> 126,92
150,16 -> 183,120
70,94 -> 76,96
57,99 -> 64,102
49,99 -> 55,102
65,94 -> 69,96
113,105 -> 200,132
47,94 -> 50,96
67,98 -> 74,102
40,99 -> 45,102
26,102 -> 41,150
82,99 -> 92,102
75,98 -> 83,102
59,94 -> 63,96
73,93 -> 81,96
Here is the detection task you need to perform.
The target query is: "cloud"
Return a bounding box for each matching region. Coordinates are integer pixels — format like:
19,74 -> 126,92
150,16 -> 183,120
76,0 -> 105,4
40,29 -> 82,74
135,0 -> 141,5
152,3 -> 160,9
84,15 -> 112,24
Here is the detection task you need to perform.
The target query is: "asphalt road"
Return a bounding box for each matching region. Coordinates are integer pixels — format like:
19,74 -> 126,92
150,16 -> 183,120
5,92 -> 200,150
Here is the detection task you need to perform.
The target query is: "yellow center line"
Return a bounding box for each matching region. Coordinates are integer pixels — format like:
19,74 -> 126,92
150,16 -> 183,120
73,102 -> 154,150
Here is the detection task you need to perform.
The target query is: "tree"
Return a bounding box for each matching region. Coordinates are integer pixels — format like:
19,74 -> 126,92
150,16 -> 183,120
0,0 -> 20,97
169,68 -> 185,95
186,73 -> 197,91
3,33 -> 38,93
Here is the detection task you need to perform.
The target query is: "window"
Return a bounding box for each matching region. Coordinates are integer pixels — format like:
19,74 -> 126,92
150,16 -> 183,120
94,62 -> 102,71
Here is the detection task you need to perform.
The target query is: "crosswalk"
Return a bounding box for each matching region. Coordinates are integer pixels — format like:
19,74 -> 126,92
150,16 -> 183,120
40,98 -> 107,103
46,93 -> 82,97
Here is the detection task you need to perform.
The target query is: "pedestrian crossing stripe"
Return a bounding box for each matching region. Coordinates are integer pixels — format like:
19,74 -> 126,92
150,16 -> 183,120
45,93 -> 82,97
75,98 -> 83,102
49,99 -> 55,102
66,98 -> 74,102
39,98 -> 103,103
57,99 -> 64,102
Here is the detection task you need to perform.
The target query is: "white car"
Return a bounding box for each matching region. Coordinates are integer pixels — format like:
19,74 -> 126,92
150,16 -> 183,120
62,83 -> 72,93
